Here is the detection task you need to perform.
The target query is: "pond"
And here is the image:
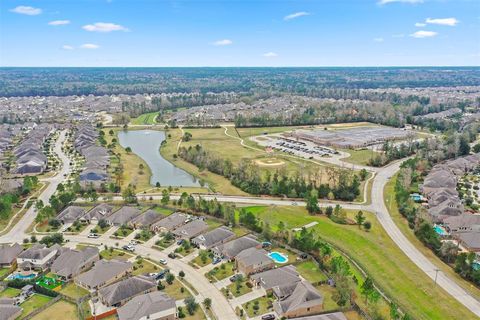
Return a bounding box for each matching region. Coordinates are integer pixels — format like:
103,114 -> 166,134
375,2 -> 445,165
117,129 -> 200,187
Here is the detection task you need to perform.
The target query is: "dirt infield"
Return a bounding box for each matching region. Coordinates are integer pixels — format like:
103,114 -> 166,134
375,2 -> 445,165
254,158 -> 286,167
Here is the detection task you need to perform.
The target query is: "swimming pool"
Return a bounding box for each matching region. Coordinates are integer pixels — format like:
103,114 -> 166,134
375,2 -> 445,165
434,225 -> 447,236
7,273 -> 36,280
268,251 -> 288,264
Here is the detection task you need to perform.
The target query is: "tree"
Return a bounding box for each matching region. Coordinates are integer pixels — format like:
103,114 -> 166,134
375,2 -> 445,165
332,275 -> 354,307
184,296 -> 198,315
458,136 -> 471,156
390,302 -> 401,320
440,241 -> 458,263
473,143 -> 480,153
161,189 -> 170,205
122,185 -> 137,203
363,221 -> 372,231
305,190 -> 320,215
179,270 -> 185,279
355,211 -> 366,228
182,132 -> 193,142
361,277 -> 380,305
125,146 -> 132,153
166,272 -> 175,285
359,169 -> 368,181
203,297 -> 212,309
98,219 -> 109,230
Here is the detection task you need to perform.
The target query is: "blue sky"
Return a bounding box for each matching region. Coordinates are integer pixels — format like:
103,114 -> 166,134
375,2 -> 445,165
0,0 -> 479,67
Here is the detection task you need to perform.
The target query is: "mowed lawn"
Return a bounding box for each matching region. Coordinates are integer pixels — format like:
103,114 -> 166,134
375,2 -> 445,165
340,148 -> 380,166
20,294 -> 53,318
130,112 -> 159,125
247,205 -> 477,320
31,300 -> 78,320
384,175 -> 480,302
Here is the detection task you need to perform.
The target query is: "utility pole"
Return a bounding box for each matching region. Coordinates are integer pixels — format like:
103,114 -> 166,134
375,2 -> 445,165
434,269 -> 440,287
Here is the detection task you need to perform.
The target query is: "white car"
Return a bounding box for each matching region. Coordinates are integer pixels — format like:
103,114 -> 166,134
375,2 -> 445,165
159,259 -> 167,265
88,233 -> 100,238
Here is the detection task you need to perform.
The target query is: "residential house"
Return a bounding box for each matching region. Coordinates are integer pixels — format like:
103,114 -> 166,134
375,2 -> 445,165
191,226 -> 236,250
250,265 -> 301,292
106,206 -> 141,226
273,281 -> 324,319
457,232 -> 480,252
129,209 -> 164,229
0,299 -> 22,320
56,206 -> 87,224
81,203 -> 116,224
98,275 -> 157,307
50,246 -> 99,280
17,244 -> 60,271
212,235 -> 260,259
172,219 -> 209,240
0,243 -> 23,268
235,247 -> 274,276
287,312 -> 347,320
117,291 -> 176,320
150,212 -> 188,233
444,214 -> 480,234
76,259 -> 133,290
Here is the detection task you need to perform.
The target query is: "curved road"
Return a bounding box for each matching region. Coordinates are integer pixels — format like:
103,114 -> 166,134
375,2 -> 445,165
1,130 -> 480,318
0,130 -> 71,243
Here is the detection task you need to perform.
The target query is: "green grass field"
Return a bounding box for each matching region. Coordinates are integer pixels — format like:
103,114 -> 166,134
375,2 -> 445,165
295,260 -> 328,283
31,299 -> 78,320
59,283 -> 89,299
341,148 -> 380,166
0,287 -> 20,298
384,174 -> 480,302
20,294 -> 53,318
246,205 -> 477,320
130,112 -> 159,125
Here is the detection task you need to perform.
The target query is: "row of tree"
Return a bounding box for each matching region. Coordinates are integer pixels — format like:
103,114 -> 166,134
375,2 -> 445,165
178,144 -> 361,201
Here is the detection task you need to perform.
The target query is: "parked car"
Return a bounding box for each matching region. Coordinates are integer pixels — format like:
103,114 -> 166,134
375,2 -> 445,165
176,239 -> 184,245
88,233 -> 99,238
261,314 -> 275,320
159,259 -> 167,265
155,269 -> 170,280
122,245 -> 135,252
212,257 -> 221,265
168,252 -> 177,259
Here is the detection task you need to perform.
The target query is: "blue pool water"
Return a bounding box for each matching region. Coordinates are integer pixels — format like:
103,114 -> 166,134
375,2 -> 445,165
434,225 -> 447,236
268,251 -> 288,264
7,273 -> 35,280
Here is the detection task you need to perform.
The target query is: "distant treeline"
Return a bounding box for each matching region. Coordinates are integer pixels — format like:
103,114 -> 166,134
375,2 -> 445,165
1,67 -> 479,97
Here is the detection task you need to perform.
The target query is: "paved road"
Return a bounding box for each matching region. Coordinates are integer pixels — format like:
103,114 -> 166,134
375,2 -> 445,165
370,159 -> 480,317
65,234 -> 238,320
0,130 -> 71,243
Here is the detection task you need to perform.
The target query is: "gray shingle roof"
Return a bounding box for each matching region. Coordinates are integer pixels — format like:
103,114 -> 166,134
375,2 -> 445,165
251,265 -> 300,290
117,291 -> 176,320
99,275 -> 156,306
77,259 -> 132,288
50,246 -> 98,278
192,226 -> 235,249
214,235 -> 260,258
107,207 -> 141,226
235,247 -> 272,266
172,219 -> 208,239
0,243 -> 23,265
274,281 -> 324,315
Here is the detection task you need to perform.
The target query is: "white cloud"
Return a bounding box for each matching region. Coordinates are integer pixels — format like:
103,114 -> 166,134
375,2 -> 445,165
410,30 -> 438,38
425,17 -> 459,26
415,22 -> 426,27
378,0 -> 423,4
284,12 -> 310,21
263,52 -> 278,57
212,39 -> 233,46
10,6 -> 42,15
49,20 -> 70,26
82,22 -> 129,32
80,43 -> 99,49
62,45 -> 74,50
373,37 -> 384,42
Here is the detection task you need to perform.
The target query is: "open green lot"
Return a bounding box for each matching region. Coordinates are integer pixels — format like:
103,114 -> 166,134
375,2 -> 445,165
31,299 -> 78,320
163,279 -> 192,300
224,278 -> 252,298
245,205 -> 476,320
0,267 -> 12,279
130,112 -> 159,125
296,260 -> 328,284
132,258 -> 160,275
100,248 -> 134,261
0,287 -> 21,298
59,282 -> 89,299
20,294 -> 53,318
341,148 -> 380,166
